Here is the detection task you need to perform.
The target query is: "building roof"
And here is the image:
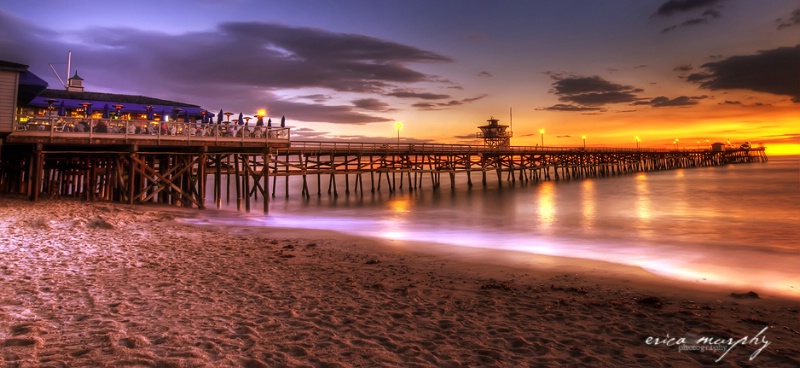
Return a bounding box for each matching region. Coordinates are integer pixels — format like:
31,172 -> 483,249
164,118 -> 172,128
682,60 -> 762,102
30,89 -> 211,118
38,89 -> 199,108
0,60 -> 48,104
0,60 -> 30,72
18,71 -> 49,105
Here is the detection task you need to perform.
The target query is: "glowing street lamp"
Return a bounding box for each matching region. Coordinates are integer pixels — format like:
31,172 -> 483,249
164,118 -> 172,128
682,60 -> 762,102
635,136 -> 641,150
395,121 -> 403,145
80,102 -> 92,118
540,128 -> 545,147
696,140 -> 700,149
582,135 -> 586,148
706,139 -> 710,148
674,138 -> 679,149
114,104 -> 124,118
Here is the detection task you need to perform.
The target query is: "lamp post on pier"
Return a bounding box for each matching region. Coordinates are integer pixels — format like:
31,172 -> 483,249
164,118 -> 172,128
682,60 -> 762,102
635,136 -> 640,150
80,102 -> 92,118
706,139 -> 710,149
540,129 -> 545,147
582,135 -> 586,149
394,121 -> 403,146
674,138 -> 679,149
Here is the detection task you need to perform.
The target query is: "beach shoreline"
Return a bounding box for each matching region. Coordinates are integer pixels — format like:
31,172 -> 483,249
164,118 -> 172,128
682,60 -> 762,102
1,196 -> 798,366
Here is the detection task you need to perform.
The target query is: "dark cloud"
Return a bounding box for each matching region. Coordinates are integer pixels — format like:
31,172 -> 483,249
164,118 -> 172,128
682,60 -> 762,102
661,17 -> 709,33
655,0 -> 723,16
549,75 -> 643,106
718,100 -> 769,107
275,98 -> 396,124
702,9 -> 721,18
776,9 -> 800,30
386,90 -> 450,100
539,104 -> 605,112
639,96 -> 702,107
655,0 -> 725,32
477,71 -> 492,77
673,64 -> 693,72
296,94 -> 332,103
687,45 -> 800,101
0,10 -> 455,125
411,94 -> 487,110
352,98 -> 396,112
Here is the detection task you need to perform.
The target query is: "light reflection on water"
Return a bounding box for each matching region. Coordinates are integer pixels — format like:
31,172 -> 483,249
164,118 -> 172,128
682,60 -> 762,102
536,183 -> 556,232
580,180 -> 595,230
190,157 -> 800,298
634,173 -> 653,240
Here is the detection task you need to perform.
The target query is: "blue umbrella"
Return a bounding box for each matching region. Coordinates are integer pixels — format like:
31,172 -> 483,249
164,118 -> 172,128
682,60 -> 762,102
184,110 -> 190,122
85,103 -> 93,117
160,109 -> 167,122
280,115 -> 285,128
217,109 -> 223,124
267,118 -> 272,128
146,106 -> 154,120
237,112 -> 244,125
102,104 -> 110,119
255,116 -> 264,126
58,101 -> 66,116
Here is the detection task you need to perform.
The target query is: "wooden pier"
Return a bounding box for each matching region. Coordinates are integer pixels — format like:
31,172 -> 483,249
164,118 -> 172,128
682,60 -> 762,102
0,120 -> 767,212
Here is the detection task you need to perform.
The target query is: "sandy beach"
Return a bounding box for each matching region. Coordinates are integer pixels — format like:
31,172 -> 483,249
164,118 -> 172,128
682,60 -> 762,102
1,197 -> 798,367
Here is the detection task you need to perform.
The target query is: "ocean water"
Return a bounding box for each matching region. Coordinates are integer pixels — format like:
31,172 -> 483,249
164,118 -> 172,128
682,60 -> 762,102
195,156 -> 800,298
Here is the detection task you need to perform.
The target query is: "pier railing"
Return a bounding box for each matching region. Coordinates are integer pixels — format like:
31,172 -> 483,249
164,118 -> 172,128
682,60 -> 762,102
12,116 -> 291,144
284,141 -> 733,154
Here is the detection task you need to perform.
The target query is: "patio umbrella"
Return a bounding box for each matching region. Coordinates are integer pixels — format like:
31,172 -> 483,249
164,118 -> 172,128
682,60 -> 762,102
160,109 -> 167,122
255,116 -> 264,126
280,115 -> 285,128
267,118 -> 272,128
184,110 -> 190,122
217,109 -> 223,124
85,104 -> 93,117
237,112 -> 244,125
58,101 -> 66,116
146,106 -> 154,120
102,104 -> 110,119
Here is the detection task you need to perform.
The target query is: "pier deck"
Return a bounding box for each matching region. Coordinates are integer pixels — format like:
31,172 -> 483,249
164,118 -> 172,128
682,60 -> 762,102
0,122 -> 767,212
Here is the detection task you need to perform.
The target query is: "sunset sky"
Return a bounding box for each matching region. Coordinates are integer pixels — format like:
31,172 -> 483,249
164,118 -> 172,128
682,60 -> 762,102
2,0 -> 798,154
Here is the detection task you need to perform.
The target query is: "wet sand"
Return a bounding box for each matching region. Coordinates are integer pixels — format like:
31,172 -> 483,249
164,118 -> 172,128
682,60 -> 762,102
1,197 -> 798,367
